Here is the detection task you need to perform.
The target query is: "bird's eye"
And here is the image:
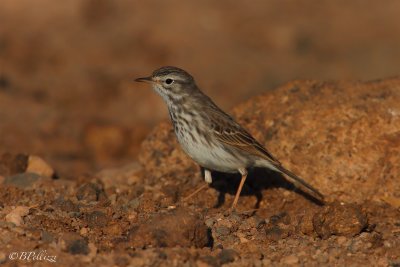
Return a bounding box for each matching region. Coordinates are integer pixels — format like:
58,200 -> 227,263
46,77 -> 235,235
165,78 -> 174,85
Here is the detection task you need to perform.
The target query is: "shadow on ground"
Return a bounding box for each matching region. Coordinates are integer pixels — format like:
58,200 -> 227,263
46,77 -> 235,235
206,167 -> 324,209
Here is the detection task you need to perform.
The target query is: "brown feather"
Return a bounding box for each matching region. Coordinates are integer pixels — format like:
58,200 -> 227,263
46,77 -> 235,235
206,107 -> 281,165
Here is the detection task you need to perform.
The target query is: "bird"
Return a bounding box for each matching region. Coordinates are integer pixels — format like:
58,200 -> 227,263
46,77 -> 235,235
135,66 -> 324,210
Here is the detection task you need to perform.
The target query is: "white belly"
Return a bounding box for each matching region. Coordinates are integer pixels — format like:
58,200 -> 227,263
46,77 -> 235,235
176,128 -> 247,173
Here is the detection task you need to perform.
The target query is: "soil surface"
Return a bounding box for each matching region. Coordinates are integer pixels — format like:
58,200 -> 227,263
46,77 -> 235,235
0,79 -> 399,266
1,1 -> 400,266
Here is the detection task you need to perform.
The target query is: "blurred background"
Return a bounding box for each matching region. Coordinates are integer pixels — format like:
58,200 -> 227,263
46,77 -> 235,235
1,0 -> 400,177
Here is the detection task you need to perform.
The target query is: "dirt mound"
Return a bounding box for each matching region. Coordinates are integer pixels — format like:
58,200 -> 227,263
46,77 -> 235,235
141,78 -> 400,205
0,79 -> 399,266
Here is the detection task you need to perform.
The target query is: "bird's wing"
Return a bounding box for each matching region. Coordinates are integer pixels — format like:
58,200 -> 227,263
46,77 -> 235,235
205,105 -> 324,201
207,108 -> 281,166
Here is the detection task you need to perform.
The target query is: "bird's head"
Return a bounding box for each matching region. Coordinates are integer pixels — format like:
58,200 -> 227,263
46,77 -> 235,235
135,66 -> 197,105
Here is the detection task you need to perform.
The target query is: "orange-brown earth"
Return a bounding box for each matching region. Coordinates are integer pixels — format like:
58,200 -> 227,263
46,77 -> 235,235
1,1 -> 400,266
2,0 -> 400,176
0,79 -> 399,266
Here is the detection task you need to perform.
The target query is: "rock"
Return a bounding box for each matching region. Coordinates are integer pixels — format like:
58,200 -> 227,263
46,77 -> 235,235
265,212 -> 292,241
76,182 -> 106,202
127,198 -> 141,209
298,212 -> 315,235
265,225 -> 286,241
0,153 -> 28,176
205,217 -> 216,228
269,212 -> 291,225
85,210 -> 109,228
237,232 -> 249,243
128,207 -> 210,248
246,215 -> 266,228
25,227 -> 42,240
313,202 -> 368,239
59,233 -> 89,255
80,227 -> 89,236
26,155 -> 55,178
348,232 -> 383,252
53,197 -> 80,212
5,206 -> 30,226
217,249 -> 238,264
215,226 -> 230,236
3,173 -> 41,189
103,222 -> 123,236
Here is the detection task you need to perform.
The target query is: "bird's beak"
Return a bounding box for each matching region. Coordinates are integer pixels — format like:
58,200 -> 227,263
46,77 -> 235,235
134,76 -> 153,83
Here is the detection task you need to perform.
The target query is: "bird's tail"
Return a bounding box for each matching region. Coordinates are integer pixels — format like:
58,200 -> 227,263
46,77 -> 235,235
273,164 -> 324,202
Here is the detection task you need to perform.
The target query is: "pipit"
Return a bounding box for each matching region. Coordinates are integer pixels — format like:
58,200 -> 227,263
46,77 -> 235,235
135,66 -> 324,210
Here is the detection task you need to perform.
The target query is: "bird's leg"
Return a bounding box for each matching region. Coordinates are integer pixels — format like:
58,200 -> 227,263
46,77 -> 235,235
182,169 -> 212,202
231,168 -> 248,210
204,169 -> 212,184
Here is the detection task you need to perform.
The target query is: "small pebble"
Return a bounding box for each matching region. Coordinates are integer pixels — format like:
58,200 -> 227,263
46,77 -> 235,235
76,183 -> 106,202
383,240 -> 391,247
85,210 -> 108,228
247,215 -> 265,228
3,173 -> 41,189
80,227 -> 89,236
237,232 -> 249,243
26,155 -> 55,178
215,226 -> 230,236
53,198 -> 80,212
60,233 -> 89,255
205,217 -> 216,228
5,206 -> 30,226
217,249 -> 238,264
